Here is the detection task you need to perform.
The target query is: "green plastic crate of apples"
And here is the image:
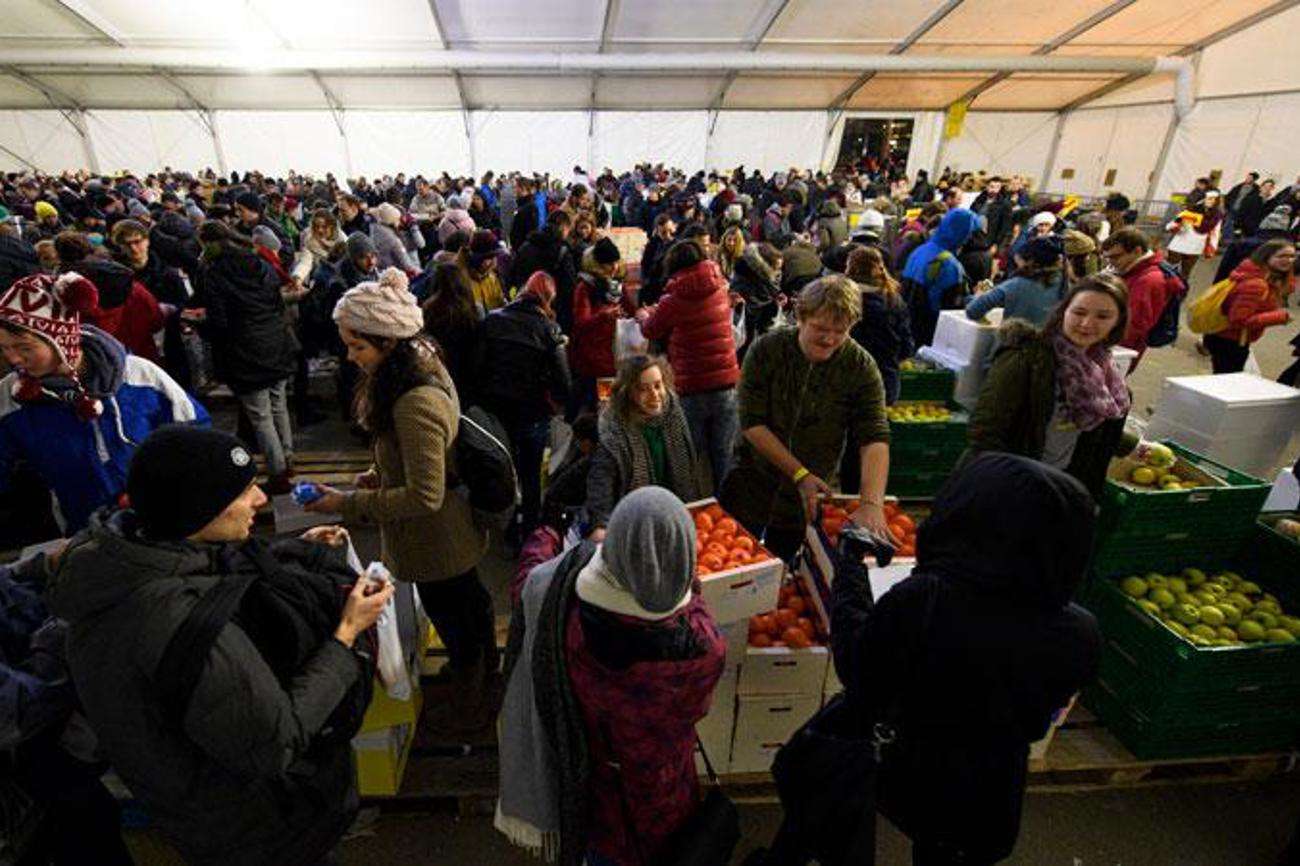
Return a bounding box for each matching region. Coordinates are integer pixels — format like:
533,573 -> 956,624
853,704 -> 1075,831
1118,568 -> 1300,647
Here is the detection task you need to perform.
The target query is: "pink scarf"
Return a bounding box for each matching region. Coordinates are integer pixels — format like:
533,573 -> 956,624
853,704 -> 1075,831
1052,334 -> 1130,432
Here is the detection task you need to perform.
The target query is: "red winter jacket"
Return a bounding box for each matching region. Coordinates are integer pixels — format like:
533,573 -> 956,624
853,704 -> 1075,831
569,275 -> 632,379
1217,259 -> 1293,345
85,284 -> 164,362
640,260 -> 740,394
1119,250 -> 1179,355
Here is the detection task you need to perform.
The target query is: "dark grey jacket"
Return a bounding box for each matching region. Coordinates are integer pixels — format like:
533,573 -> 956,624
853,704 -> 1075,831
47,511 -> 364,866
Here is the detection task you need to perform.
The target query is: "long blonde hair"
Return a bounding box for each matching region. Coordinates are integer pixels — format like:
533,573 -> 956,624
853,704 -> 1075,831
717,226 -> 745,279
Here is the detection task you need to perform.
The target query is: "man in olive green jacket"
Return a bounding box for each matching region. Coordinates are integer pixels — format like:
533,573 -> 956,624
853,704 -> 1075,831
721,275 -> 892,559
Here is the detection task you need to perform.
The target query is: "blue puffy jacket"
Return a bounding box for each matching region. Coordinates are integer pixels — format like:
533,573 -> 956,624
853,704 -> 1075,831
0,352 -> 209,534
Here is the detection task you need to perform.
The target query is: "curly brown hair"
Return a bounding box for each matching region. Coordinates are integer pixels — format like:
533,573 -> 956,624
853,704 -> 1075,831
608,354 -> 675,424
352,334 -> 442,434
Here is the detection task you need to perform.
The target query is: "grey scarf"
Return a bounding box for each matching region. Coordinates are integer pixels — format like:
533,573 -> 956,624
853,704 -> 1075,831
601,394 -> 699,502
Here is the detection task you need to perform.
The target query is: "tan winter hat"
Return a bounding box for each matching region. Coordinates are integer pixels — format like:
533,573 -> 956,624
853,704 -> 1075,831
332,267 -> 422,339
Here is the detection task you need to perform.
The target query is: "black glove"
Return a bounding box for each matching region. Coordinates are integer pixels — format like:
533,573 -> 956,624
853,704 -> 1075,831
837,523 -> 895,568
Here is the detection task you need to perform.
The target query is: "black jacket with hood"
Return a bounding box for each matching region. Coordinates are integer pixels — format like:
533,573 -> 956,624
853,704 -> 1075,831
47,511 -> 367,866
197,245 -> 298,394
473,294 -> 572,422
831,453 -> 1101,861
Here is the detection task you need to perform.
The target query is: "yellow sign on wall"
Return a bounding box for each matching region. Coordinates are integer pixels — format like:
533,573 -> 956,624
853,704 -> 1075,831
944,101 -> 969,139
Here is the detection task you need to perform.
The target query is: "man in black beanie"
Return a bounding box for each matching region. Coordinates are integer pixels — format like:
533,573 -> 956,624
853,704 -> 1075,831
47,425 -> 392,866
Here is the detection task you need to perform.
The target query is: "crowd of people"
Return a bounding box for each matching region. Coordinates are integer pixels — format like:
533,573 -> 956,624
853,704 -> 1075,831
0,157 -> 1297,866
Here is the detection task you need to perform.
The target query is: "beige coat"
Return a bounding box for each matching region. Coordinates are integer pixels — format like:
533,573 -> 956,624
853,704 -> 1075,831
340,370 -> 486,582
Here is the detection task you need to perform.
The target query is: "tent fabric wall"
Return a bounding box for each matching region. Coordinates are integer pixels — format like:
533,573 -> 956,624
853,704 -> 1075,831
705,111 -> 827,175
1156,92 -> 1300,201
215,111 -> 349,177
592,112 -> 708,175
938,112 -> 1057,185
470,111 -> 588,178
0,110 -> 87,172
343,111 -> 471,179
1048,103 -> 1173,198
85,111 -> 219,176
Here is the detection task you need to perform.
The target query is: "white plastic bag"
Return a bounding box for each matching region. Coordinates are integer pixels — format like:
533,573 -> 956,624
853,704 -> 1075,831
366,561 -> 412,701
1244,350 -> 1262,378
613,317 -> 649,362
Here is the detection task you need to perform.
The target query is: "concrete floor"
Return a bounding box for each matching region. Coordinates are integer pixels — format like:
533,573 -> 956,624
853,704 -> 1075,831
171,255 -> 1300,866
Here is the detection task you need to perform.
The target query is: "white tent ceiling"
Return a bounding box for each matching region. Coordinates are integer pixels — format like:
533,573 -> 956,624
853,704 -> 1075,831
0,0 -> 1291,113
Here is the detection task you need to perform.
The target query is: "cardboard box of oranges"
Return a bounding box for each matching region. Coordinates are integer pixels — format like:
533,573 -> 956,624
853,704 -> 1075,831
689,498 -> 784,625
740,578 -> 829,698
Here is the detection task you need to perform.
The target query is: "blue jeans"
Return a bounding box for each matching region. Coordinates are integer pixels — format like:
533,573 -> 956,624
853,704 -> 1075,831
237,379 -> 293,476
680,387 -> 738,495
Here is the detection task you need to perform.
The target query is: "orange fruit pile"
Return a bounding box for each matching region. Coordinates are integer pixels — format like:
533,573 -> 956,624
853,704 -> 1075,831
693,503 -> 773,575
748,580 -> 821,649
819,499 -> 918,558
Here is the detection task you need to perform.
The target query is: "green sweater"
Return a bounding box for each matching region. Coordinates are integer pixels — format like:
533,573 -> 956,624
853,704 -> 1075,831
723,327 -> 889,532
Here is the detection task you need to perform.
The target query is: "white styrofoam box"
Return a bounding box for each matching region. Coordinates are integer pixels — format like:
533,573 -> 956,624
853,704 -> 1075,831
696,663 -> 738,775
730,693 -> 820,774
1263,468 -> 1300,512
699,559 -> 784,625
1152,373 -> 1300,441
916,345 -> 985,410
1111,346 -> 1138,378
1146,416 -> 1283,478
739,646 -> 829,697
930,309 -> 1001,367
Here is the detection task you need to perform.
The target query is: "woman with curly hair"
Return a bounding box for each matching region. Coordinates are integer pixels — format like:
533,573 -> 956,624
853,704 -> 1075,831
306,267 -> 494,731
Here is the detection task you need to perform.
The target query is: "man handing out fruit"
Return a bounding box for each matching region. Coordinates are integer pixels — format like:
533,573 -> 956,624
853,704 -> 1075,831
720,275 -> 892,560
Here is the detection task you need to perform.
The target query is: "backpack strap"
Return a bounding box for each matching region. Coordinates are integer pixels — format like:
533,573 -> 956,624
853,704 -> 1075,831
156,569 -> 259,728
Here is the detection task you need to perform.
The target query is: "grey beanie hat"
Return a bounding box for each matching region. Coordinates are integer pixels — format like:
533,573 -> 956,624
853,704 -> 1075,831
250,225 -> 281,252
601,487 -> 696,614
346,230 -> 376,259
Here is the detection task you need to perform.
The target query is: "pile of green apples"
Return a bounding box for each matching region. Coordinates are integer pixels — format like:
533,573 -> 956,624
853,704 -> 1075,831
1118,568 -> 1300,647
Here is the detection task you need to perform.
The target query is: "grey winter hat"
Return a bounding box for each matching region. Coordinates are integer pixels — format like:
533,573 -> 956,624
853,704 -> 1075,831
1260,205 -> 1293,233
346,230 -> 376,260
601,486 -> 696,614
250,225 -> 281,252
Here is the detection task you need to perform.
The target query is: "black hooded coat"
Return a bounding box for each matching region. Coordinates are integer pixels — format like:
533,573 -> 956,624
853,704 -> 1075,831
830,453 -> 1101,862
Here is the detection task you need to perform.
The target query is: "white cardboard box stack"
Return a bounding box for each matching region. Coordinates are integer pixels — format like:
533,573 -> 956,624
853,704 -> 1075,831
1146,373 -> 1300,477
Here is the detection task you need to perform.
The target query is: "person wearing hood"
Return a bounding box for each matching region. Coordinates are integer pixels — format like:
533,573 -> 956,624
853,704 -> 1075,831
511,210 -> 579,331
813,198 -> 848,251
370,202 -> 420,275
438,200 -> 477,249
473,271 -> 573,539
465,229 -> 508,316
0,272 -> 207,534
496,486 -> 726,866
195,220 -> 299,494
797,453 -> 1101,865
901,207 -> 979,345
909,170 -> 935,205
966,275 -> 1135,497
762,192 -> 797,247
308,270 -> 494,730
48,425 -> 391,866
1204,239 -> 1295,374
72,252 -> 167,364
965,234 -> 1068,327
730,241 -> 784,355
721,276 -> 892,560
637,242 -> 739,495
150,207 -> 202,274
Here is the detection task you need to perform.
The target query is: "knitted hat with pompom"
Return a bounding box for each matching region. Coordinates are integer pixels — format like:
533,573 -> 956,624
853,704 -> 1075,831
332,267 -> 423,340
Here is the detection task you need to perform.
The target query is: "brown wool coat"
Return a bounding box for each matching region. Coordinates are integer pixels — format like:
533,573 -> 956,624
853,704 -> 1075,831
340,371 -> 486,582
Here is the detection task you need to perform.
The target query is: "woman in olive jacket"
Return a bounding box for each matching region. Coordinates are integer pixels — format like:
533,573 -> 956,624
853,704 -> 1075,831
965,274 -> 1135,498
307,268 -> 493,731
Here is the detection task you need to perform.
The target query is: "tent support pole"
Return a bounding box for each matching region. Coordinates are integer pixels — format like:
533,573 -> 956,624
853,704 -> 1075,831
1141,110 -> 1181,218
205,110 -> 227,176
1039,112 -> 1068,193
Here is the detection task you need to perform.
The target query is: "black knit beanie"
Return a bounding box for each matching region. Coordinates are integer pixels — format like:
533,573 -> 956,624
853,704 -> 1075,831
128,425 -> 258,540
593,236 -> 620,266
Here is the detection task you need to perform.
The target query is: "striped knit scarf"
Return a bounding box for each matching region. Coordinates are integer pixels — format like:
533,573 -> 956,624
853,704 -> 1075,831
604,394 -> 699,502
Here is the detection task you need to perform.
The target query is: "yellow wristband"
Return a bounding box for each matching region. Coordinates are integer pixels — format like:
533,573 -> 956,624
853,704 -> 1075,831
792,466 -> 810,484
